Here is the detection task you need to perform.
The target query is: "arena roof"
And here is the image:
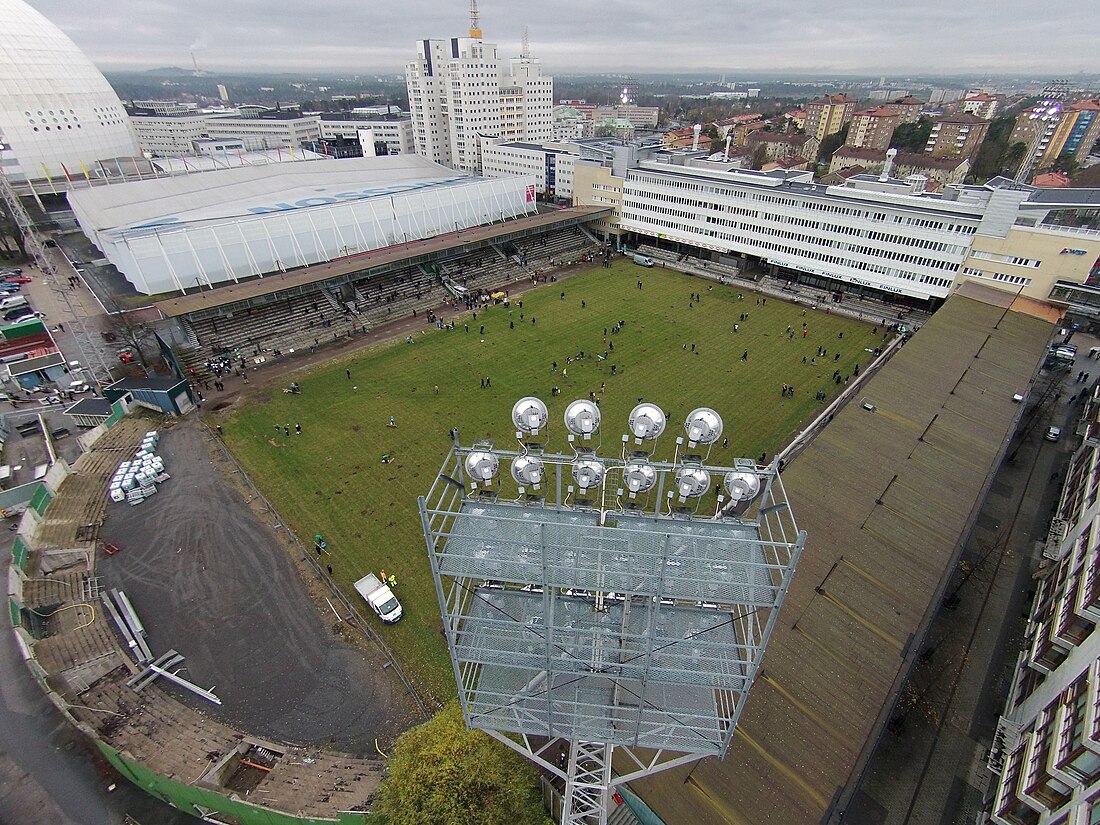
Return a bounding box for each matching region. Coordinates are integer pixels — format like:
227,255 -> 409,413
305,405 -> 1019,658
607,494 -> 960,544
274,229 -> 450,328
633,289 -> 1055,824
154,205 -> 612,317
66,155 -> 473,234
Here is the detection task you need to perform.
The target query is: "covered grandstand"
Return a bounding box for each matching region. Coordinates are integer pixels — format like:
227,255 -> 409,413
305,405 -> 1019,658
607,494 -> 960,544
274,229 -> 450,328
153,205 -> 611,362
67,155 -> 539,295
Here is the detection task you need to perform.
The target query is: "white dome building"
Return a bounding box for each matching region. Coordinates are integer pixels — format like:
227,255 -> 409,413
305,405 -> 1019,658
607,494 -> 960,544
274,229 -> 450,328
0,0 -> 138,183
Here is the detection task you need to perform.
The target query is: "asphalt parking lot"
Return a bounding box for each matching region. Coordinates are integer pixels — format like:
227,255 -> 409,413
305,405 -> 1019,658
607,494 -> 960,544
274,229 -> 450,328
97,419 -> 420,754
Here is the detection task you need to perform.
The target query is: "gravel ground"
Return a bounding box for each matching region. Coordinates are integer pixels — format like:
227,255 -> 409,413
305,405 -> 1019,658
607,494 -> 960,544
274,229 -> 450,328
97,418 -> 420,754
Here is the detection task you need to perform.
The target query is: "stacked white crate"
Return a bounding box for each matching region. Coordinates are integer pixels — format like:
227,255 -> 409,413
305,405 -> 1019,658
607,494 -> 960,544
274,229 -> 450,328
108,431 -> 170,505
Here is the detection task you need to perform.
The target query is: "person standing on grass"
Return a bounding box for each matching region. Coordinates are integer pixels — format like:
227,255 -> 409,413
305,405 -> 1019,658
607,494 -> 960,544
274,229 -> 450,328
346,368 -> 351,380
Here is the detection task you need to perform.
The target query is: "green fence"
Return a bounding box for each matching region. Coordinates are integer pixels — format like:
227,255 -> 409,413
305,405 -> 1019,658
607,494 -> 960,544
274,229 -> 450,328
95,742 -> 372,825
28,484 -> 51,516
104,399 -> 128,428
11,536 -> 28,571
9,598 -> 21,628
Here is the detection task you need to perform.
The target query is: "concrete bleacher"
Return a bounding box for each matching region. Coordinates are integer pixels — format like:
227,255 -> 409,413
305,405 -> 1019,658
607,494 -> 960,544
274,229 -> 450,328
513,227 -> 599,270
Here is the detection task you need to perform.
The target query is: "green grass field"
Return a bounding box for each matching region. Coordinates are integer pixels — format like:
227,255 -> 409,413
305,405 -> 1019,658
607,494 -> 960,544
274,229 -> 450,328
222,262 -> 882,704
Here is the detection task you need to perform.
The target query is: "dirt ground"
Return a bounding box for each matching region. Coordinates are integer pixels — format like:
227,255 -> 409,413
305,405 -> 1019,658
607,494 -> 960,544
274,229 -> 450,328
97,418 -> 421,754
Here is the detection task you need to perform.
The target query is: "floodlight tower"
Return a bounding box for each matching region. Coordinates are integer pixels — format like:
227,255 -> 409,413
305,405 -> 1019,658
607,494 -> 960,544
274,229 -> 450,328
420,399 -> 806,825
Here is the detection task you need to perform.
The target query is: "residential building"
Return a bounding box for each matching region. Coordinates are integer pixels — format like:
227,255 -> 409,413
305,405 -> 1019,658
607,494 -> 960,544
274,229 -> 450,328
891,95 -> 925,124
986,405 -> 1100,824
828,145 -> 890,175
929,88 -> 965,105
804,93 -> 858,141
591,105 -> 659,129
784,109 -> 808,129
1032,171 -> 1071,188
744,131 -> 819,163
925,113 -> 991,161
960,93 -> 999,120
848,107 -> 900,151
405,15 -> 553,174
1044,100 -> 1100,164
128,110 -> 210,157
203,112 -> 320,152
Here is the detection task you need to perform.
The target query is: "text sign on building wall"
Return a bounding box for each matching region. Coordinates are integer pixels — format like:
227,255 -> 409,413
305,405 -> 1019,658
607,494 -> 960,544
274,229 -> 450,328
1061,248 -> 1088,255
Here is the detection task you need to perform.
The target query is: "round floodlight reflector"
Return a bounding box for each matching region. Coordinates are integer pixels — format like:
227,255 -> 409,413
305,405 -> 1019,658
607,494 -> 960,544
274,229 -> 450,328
724,471 -> 762,503
675,466 -> 711,499
465,450 -> 499,482
511,455 -> 546,487
511,396 -> 549,435
628,403 -> 666,442
564,399 -> 601,437
622,461 -> 657,494
684,407 -> 724,446
572,459 -> 605,491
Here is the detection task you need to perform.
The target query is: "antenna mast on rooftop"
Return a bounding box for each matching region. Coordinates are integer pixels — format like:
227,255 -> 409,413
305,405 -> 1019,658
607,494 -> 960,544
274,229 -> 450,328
521,26 -> 530,59
468,0 -> 483,39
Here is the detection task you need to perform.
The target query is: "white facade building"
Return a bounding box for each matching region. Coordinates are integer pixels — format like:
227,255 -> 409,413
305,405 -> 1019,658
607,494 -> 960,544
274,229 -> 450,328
481,141 -> 574,198
129,113 -> 210,157
203,114 -> 320,152
0,0 -> 139,183
405,23 -> 553,174
319,118 -> 414,156
68,155 -> 538,295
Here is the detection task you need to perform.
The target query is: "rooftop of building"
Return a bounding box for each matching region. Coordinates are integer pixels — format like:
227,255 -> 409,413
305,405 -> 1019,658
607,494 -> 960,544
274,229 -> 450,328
833,145 -> 888,160
854,106 -> 900,118
635,288 -> 1056,824
963,93 -> 997,102
67,155 -> 470,235
747,131 -> 812,144
808,93 -> 856,106
893,152 -> 969,170
893,95 -> 923,105
318,112 -> 411,122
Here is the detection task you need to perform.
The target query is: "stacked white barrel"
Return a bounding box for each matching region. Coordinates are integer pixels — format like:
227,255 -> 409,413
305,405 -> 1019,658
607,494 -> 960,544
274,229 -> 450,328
108,431 -> 169,505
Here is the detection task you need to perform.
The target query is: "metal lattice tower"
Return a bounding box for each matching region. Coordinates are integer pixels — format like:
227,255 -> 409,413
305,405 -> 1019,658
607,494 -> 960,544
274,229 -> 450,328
468,0 -> 482,38
0,169 -> 113,387
420,403 -> 805,824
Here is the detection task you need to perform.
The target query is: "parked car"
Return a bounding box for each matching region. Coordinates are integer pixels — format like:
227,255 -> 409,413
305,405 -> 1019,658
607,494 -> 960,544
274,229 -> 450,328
2,275 -> 32,284
0,267 -> 22,276
1045,426 -> 1062,442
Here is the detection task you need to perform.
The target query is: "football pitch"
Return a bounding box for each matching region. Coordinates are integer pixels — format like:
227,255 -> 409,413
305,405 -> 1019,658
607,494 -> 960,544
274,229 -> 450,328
223,262 -> 882,704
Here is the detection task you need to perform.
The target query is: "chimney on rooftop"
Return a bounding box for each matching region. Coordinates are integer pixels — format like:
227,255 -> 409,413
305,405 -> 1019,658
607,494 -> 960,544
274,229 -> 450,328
692,124 -> 702,152
880,147 -> 897,182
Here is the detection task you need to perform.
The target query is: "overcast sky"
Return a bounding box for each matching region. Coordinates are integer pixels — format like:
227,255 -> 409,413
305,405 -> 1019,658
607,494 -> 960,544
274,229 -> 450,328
26,0 -> 1100,76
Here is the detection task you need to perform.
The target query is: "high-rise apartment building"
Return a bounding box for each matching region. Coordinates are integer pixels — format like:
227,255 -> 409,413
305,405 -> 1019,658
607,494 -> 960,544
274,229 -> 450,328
804,93 -> 857,141
1044,100 -> 1100,165
848,106 -> 900,150
405,6 -> 553,173
925,113 -> 991,161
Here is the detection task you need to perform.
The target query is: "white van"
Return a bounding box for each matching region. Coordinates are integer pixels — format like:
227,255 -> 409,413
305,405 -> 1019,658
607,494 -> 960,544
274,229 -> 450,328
0,295 -> 28,312
632,253 -> 654,267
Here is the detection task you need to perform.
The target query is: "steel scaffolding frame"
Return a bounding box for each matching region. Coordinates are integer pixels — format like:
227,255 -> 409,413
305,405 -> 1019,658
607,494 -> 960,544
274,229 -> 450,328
420,438 -> 805,824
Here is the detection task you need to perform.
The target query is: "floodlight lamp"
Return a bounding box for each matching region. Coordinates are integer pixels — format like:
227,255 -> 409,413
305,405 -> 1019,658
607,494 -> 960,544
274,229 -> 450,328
684,407 -> 723,447
511,455 -> 545,488
622,461 -> 656,495
675,466 -> 710,500
511,396 -> 549,435
465,450 -> 499,482
628,403 -> 666,443
572,459 -> 605,491
564,399 -> 601,438
724,470 -> 762,503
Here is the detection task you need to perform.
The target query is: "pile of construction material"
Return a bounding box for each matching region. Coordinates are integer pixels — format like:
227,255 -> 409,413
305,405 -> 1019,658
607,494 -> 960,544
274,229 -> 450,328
107,430 -> 170,505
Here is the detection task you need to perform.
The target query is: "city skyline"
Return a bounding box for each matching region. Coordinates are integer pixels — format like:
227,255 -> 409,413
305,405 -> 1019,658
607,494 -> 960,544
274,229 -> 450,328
25,0 -> 1100,76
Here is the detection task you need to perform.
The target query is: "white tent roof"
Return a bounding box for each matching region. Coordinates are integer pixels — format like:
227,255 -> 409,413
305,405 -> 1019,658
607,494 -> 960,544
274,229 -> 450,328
67,155 -> 472,234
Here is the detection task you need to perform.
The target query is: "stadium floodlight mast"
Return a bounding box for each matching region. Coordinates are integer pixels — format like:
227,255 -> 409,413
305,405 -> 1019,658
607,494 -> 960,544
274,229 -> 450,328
420,398 -> 806,825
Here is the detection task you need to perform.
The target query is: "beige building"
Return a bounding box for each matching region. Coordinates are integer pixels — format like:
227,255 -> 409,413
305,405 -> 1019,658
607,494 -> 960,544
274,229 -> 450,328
959,224 -> 1100,304
572,159 -> 624,239
592,104 -> 659,129
925,113 -> 990,161
829,146 -> 969,187
891,95 -> 924,124
960,93 -> 998,120
804,93 -> 857,141
745,131 -> 819,162
848,107 -> 900,151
